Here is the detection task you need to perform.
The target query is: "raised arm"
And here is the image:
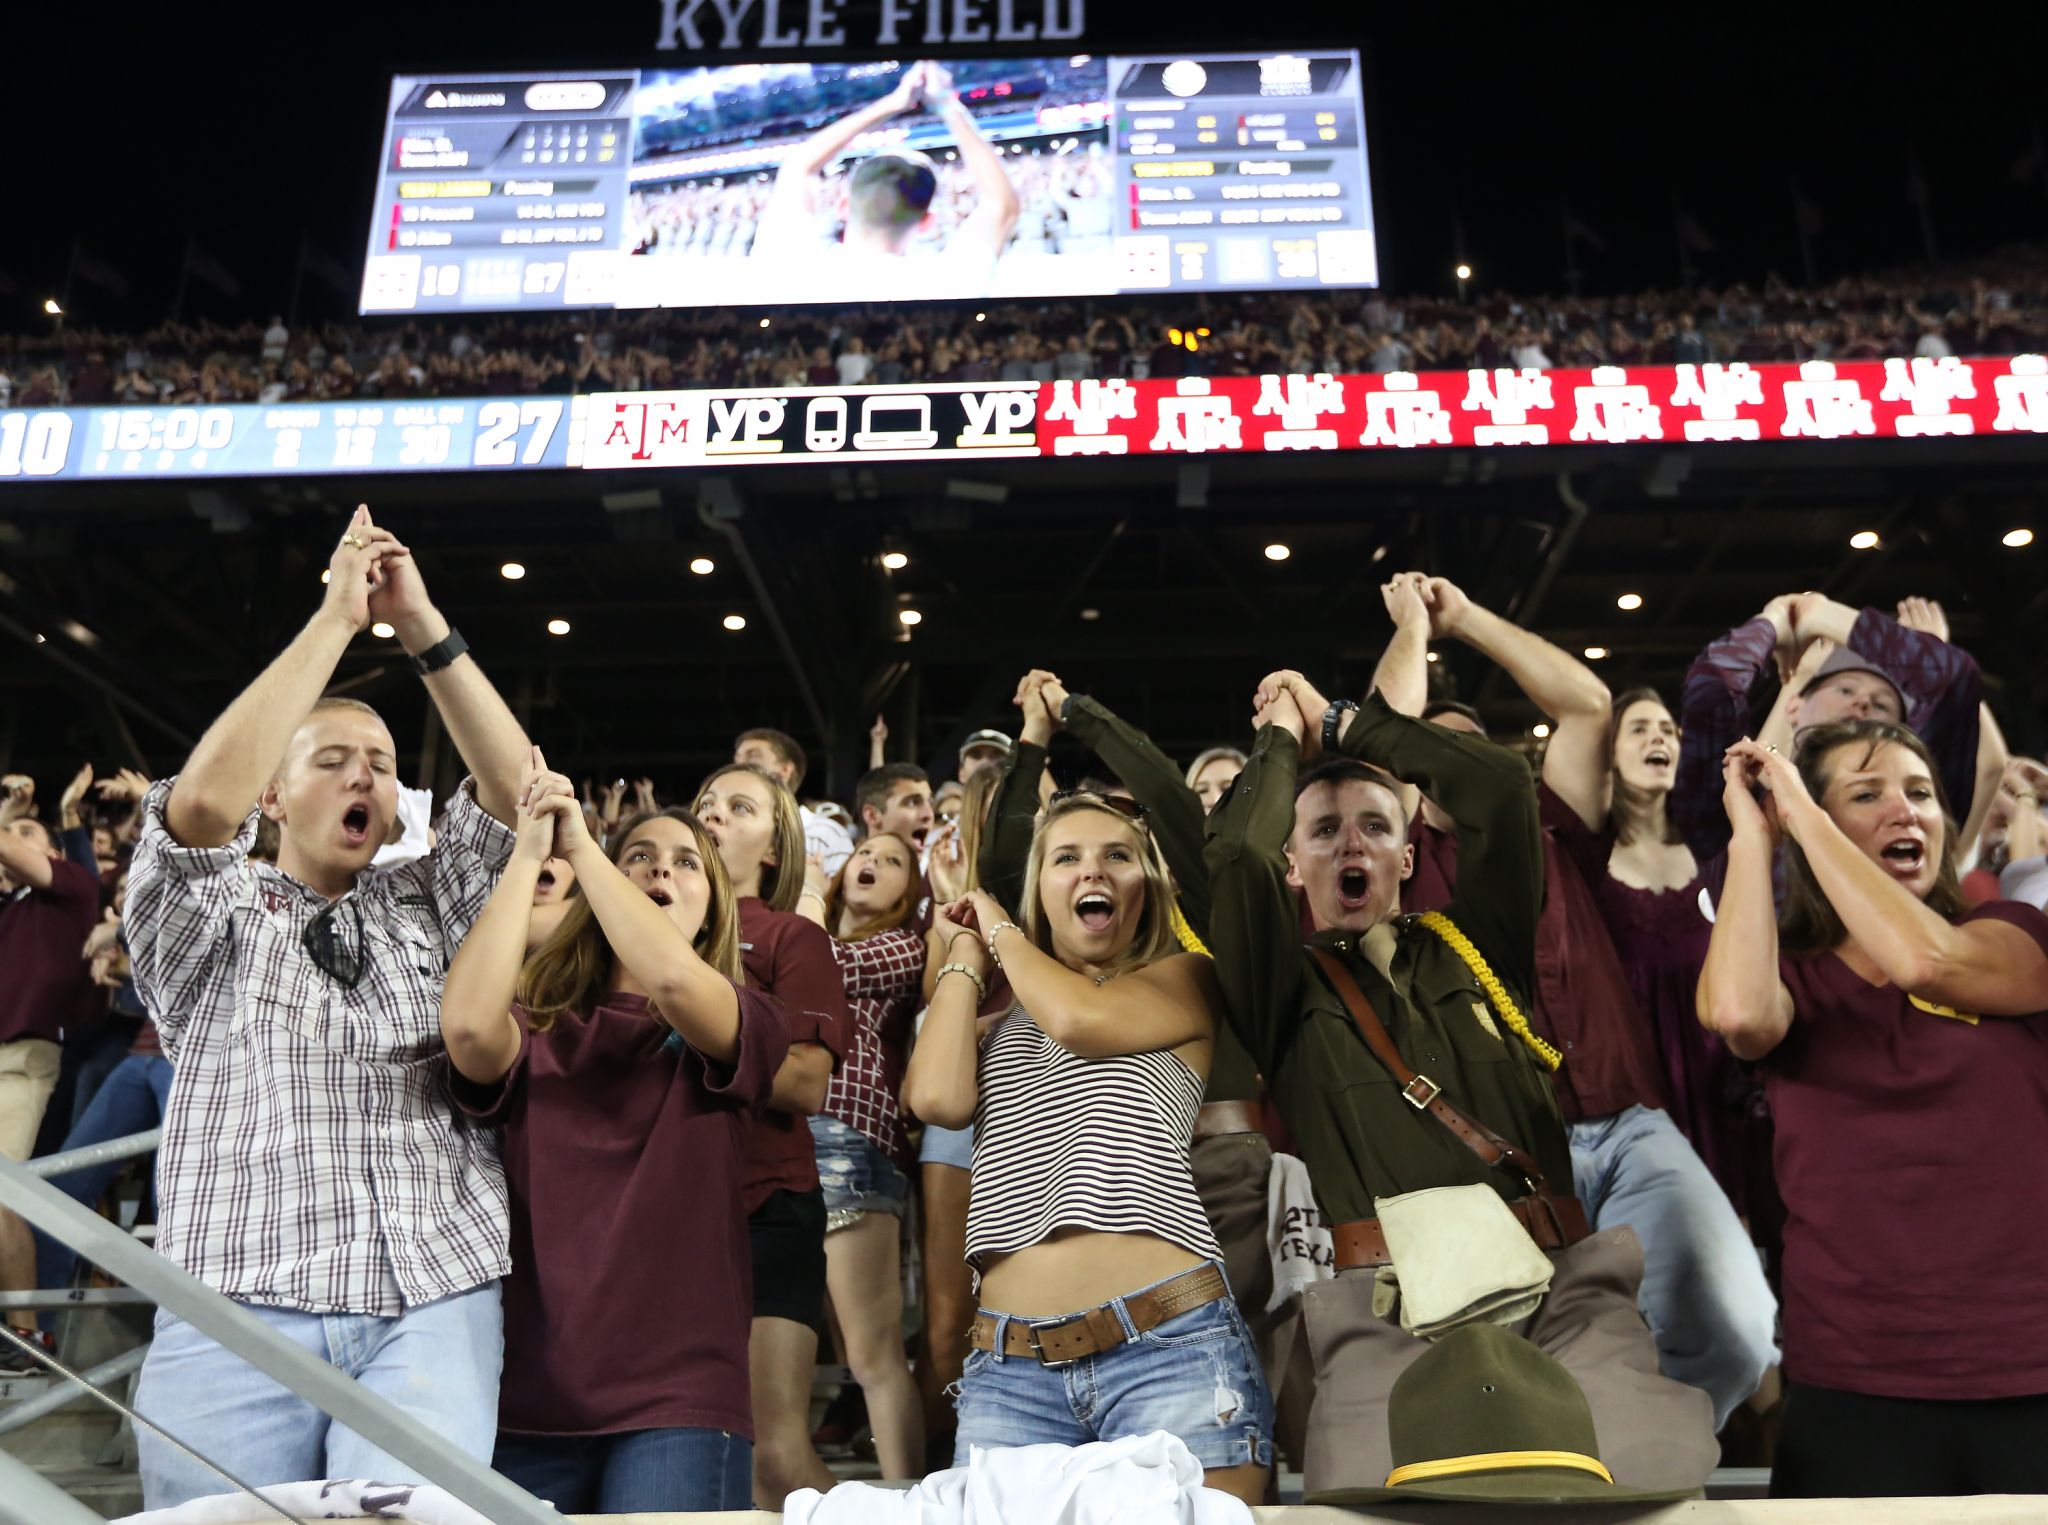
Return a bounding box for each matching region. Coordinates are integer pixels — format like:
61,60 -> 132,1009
901,906 -> 989,1129
976,669 -> 1057,907
1368,573 -> 1434,821
1201,694 -> 1312,1076
1673,596 -> 1794,864
1738,738 -> 2048,1016
776,65 -> 927,186
1957,704 -> 2010,868
366,536 -> 530,825
922,63 -> 1021,264
439,749 -> 552,1085
1697,749 -> 1795,1061
1040,677 -> 1212,939
166,508 -> 391,847
1428,576 -> 1612,830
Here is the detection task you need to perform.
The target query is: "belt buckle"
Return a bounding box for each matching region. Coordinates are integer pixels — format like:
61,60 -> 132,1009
1401,1074 -> 1442,1110
1026,1317 -> 1083,1368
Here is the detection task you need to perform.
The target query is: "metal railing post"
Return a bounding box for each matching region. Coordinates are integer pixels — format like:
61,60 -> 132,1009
24,1129 -> 162,1179
0,1155 -> 563,1525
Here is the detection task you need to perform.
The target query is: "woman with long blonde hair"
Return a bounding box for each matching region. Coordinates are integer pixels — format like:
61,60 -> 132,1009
902,792 -> 1274,1504
439,751 -> 790,1514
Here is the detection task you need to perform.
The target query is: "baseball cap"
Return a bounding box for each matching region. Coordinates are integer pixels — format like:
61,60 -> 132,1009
959,728 -> 1013,760
1799,646 -> 1906,715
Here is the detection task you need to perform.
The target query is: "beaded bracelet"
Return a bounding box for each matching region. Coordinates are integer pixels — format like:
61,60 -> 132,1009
983,920 -> 1023,966
936,961 -> 988,1002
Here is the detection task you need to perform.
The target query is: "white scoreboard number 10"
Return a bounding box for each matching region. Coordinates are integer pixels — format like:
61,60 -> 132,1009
0,413 -> 73,476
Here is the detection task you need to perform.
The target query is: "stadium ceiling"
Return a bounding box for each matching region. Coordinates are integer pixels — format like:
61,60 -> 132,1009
3,440 -> 2046,796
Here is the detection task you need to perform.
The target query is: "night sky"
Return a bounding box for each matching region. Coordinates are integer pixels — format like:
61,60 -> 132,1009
12,5 -> 2047,331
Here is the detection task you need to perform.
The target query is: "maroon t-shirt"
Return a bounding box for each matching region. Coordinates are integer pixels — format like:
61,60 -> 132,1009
0,856 -> 104,1044
1769,900 -> 2048,1400
1403,784 -> 1671,1123
738,898 -> 851,1213
459,984 -> 790,1436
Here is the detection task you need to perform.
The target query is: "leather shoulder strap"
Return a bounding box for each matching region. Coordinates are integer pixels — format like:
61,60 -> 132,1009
1307,945 -> 1550,1194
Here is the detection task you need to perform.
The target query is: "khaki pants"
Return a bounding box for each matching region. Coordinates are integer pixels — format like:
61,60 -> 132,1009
0,1038 -> 61,1162
1300,1226 -> 1717,1495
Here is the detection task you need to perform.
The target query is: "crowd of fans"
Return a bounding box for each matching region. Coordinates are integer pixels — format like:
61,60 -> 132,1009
5,507 -> 2047,1516
4,257 -> 2044,410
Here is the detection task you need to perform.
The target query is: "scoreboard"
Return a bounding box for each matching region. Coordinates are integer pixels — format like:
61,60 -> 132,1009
360,50 -> 1377,314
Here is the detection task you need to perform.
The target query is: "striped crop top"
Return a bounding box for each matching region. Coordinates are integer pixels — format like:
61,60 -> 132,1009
964,1002 -> 1223,1272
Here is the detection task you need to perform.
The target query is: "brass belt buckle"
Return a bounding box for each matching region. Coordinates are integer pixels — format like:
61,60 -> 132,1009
1401,1074 -> 1442,1110
1026,1318 -> 1083,1368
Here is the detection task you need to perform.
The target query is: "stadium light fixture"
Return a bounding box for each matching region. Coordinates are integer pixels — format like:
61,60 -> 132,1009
43,299 -> 61,316
370,622 -> 396,640
1532,723 -> 1552,739
881,550 -> 909,570
1849,530 -> 1880,550
1184,334 -> 1198,351
898,609 -> 923,626
722,614 -> 747,631
1455,263 -> 1472,281
34,633 -> 45,644
1080,608 -> 1101,621
1168,328 -> 1184,345
1196,328 -> 1210,337
1263,543 -> 1291,561
1616,592 -> 1643,611
2004,528 -> 2035,548
974,312 -> 986,322
1583,646 -> 1609,660
546,618 -> 571,635
689,556 -> 715,575
759,317 -> 771,328
1426,651 -> 1439,664
500,561 -> 526,580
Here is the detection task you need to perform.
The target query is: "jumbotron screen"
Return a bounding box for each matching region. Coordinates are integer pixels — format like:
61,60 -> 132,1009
360,51 -> 1377,313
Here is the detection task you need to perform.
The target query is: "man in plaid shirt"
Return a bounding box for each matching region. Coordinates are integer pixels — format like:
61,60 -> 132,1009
124,507 -> 532,1509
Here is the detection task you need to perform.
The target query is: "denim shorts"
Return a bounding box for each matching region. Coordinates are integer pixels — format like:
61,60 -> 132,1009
810,1115 -> 910,1230
952,1263 -> 1274,1472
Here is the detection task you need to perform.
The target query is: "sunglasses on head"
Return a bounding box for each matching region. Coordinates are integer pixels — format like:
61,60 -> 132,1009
1047,789 -> 1149,826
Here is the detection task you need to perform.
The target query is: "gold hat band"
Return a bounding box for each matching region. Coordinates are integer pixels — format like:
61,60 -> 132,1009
1386,1449 -> 1616,1489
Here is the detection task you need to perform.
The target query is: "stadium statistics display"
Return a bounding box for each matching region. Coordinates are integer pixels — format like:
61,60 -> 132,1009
360,51 -> 1377,313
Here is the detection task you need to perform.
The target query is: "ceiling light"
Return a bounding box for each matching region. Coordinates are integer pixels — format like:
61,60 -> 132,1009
500,561 -> 526,580
881,550 -> 909,570
689,556 -> 715,575
1426,651 -> 1439,664
1371,544 -> 1389,562
898,609 -> 923,626
2004,527 -> 2035,548
723,614 -> 747,631
1264,543 -> 1291,561
974,311 -> 986,322
320,569 -> 331,584
546,618 -> 571,635
1169,327 -> 1184,345
1079,608 -> 1100,621
1532,723 -> 1552,739
43,299 -> 62,316
1455,263 -> 1472,281
759,317 -> 771,328
1849,530 -> 1880,551
1583,646 -> 1608,660
370,622 -> 396,639
1616,592 -> 1643,611
34,633 -> 46,644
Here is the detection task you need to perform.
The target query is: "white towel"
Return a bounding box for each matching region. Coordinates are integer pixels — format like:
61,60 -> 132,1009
371,785 -> 436,868
114,1479 -> 498,1525
1264,1150 -> 1334,1313
785,1433 -> 1251,1525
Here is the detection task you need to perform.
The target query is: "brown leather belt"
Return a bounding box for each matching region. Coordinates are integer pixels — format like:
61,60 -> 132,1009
1332,1193 -> 1592,1270
967,1263 -> 1229,1365
1192,1100 -> 1264,1141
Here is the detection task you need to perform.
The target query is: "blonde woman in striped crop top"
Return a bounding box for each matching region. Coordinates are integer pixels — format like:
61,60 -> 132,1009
901,792 -> 1274,1504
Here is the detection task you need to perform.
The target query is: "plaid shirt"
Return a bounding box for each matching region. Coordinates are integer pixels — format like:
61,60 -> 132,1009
127,777 -> 515,1316
822,926 -> 924,1169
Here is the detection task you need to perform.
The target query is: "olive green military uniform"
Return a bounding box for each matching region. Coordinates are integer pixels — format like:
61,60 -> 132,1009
1203,693 -> 1715,1495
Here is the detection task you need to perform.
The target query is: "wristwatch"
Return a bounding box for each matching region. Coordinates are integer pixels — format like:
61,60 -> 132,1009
1321,699 -> 1359,752
409,628 -> 469,677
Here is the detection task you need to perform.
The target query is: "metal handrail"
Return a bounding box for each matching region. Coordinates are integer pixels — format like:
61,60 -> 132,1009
0,1155 -> 565,1525
0,1345 -> 147,1437
0,1449 -> 107,1525
23,1129 -> 162,1178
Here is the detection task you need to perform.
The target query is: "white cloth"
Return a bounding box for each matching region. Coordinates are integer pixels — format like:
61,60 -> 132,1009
785,1434 -> 1251,1525
114,1479 -> 492,1525
2001,854 -> 2048,911
803,803 -> 855,876
1265,1150 -> 1334,1313
371,785 -> 435,868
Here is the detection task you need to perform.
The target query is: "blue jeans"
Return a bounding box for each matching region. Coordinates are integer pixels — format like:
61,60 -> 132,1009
1571,1104 -> 1780,1429
494,1426 -> 753,1513
954,1265 -> 1273,1471
810,1115 -> 910,1228
68,1020 -> 142,1132
33,1053 -> 174,1296
133,1280 -> 503,1510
